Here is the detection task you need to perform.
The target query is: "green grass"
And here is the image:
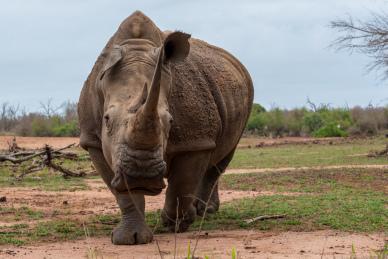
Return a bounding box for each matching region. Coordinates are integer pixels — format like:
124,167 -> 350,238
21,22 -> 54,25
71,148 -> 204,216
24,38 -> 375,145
0,206 -> 44,222
0,167 -> 89,191
0,218 -> 113,245
191,189 -> 387,233
215,168 -> 387,233
220,168 -> 388,193
230,137 -> 387,169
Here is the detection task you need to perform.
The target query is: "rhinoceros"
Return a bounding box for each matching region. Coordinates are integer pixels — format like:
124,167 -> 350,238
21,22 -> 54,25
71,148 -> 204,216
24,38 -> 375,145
78,11 -> 253,245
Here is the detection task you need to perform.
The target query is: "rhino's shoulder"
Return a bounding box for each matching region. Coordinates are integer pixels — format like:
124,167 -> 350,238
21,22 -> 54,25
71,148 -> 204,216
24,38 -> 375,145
166,39 -> 227,153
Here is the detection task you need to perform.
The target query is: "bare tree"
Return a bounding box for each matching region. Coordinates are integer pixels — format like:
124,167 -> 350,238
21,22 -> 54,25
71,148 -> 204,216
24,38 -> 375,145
0,102 -> 20,132
63,101 -> 78,122
39,98 -> 64,118
331,12 -> 388,78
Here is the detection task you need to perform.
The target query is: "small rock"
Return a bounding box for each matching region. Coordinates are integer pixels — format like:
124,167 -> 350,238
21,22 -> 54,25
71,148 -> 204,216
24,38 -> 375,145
0,196 -> 6,203
63,200 -> 68,205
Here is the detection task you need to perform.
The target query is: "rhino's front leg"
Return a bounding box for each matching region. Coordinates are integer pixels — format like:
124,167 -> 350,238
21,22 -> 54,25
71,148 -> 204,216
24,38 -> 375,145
88,148 -> 152,245
162,151 -> 211,232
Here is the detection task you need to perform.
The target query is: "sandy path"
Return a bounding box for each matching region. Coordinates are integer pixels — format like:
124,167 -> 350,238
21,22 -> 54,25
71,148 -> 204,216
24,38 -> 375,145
0,230 -> 385,259
225,164 -> 388,175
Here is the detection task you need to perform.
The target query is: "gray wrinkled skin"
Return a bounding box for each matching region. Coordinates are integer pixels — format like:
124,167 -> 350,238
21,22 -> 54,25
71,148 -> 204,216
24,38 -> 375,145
78,11 -> 253,245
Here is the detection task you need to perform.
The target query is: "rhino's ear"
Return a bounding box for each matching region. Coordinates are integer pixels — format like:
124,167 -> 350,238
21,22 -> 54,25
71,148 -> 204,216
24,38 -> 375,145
99,45 -> 123,80
163,31 -> 191,63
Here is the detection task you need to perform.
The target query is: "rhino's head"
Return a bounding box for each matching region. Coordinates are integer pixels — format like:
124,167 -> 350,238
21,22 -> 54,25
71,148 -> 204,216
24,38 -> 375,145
98,31 -> 190,195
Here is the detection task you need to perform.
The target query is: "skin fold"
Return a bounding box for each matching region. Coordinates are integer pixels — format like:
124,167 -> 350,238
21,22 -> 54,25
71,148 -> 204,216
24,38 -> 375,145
78,11 -> 253,245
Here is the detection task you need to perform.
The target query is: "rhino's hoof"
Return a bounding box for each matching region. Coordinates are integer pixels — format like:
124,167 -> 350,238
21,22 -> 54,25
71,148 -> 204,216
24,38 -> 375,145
161,208 -> 196,233
196,201 -> 219,217
111,221 -> 153,245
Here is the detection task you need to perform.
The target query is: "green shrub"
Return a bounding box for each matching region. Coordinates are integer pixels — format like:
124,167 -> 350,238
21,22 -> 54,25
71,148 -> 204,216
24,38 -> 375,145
52,120 -> 79,137
264,108 -> 286,137
251,103 -> 266,114
246,113 -> 266,133
31,117 -> 53,137
284,108 -> 306,136
313,123 -> 348,137
303,112 -> 324,133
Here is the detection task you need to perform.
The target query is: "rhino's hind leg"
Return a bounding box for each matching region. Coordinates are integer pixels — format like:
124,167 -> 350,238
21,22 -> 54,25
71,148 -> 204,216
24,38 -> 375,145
196,148 -> 236,216
195,166 -> 221,216
162,151 -> 212,232
88,148 -> 152,245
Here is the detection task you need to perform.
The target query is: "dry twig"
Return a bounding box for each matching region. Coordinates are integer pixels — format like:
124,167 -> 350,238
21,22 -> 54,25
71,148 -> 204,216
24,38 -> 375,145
244,214 -> 287,224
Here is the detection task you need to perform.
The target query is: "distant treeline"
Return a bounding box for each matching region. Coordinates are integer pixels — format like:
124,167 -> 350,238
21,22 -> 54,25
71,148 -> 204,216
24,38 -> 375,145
0,100 -> 387,138
247,102 -> 388,137
0,100 -> 79,137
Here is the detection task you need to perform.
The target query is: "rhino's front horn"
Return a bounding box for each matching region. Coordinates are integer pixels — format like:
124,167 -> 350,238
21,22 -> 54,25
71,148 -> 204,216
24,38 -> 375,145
142,47 -> 163,117
129,48 -> 163,149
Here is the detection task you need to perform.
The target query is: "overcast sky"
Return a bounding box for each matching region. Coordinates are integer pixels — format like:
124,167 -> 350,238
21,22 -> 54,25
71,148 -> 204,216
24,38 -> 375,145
0,0 -> 387,111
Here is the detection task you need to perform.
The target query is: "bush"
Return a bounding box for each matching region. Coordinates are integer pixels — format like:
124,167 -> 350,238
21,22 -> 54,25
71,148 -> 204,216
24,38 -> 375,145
303,112 -> 324,133
246,113 -> 266,133
31,117 -> 53,137
52,120 -> 79,137
284,108 -> 306,136
313,123 -> 348,137
265,108 -> 286,137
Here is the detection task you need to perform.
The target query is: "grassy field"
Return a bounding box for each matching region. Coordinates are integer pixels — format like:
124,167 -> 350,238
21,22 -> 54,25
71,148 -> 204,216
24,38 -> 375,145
230,137 -> 387,168
0,137 -> 387,246
1,166 -> 386,245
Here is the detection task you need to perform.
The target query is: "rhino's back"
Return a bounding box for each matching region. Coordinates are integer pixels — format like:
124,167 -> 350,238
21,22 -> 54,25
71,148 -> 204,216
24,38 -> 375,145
167,38 -> 253,161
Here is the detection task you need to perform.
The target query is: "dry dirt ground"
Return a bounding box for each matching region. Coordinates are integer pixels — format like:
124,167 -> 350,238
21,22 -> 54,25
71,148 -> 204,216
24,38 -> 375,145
1,230 -> 384,259
0,179 -> 386,258
0,136 -> 80,150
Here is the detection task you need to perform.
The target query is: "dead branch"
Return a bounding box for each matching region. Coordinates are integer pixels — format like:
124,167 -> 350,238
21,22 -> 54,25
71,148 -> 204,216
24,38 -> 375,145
0,143 -> 75,164
331,12 -> 388,79
0,140 -> 90,180
244,214 -> 287,224
42,145 -> 86,178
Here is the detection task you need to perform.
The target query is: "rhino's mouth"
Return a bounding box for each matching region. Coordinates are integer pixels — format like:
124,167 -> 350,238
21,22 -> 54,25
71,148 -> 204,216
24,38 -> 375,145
130,186 -> 163,196
111,170 -> 166,196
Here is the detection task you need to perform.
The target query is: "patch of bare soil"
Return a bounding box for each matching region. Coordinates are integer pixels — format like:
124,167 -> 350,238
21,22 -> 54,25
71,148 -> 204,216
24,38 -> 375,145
0,230 -> 385,259
225,164 -> 388,175
238,136 -> 348,148
0,136 -> 79,150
